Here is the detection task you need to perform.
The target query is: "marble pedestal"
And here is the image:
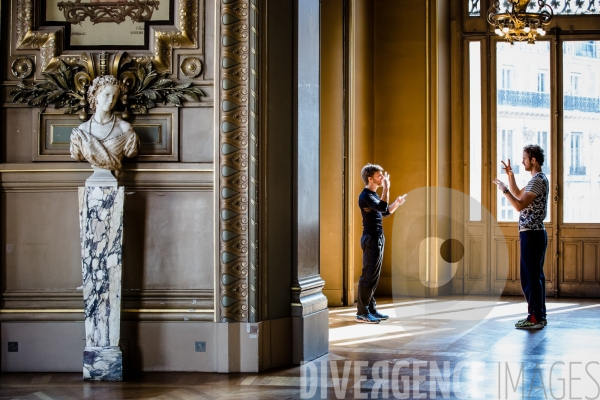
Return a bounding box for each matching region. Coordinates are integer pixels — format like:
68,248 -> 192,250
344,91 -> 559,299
78,186 -> 125,381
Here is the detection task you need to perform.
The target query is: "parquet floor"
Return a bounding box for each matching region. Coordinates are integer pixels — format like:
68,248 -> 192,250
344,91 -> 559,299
2,296 -> 600,399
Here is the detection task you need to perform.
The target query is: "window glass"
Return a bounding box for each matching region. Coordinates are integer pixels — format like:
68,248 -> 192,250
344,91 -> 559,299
468,0 -> 480,17
562,41 -> 600,223
498,1 -> 600,15
496,41 -> 551,222
469,42 -> 482,221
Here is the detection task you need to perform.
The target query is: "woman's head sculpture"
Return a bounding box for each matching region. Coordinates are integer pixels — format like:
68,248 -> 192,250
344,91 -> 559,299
70,74 -> 139,175
87,75 -> 123,112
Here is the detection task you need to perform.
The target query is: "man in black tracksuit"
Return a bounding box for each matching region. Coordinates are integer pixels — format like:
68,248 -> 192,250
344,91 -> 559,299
356,164 -> 405,324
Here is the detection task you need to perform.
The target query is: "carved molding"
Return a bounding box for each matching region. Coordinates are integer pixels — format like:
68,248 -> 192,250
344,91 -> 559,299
153,0 -> 198,73
11,57 -> 34,78
181,56 -> 203,77
1,288 -> 215,322
56,0 -> 160,24
16,0 -> 60,72
14,0 -> 198,74
219,0 -> 258,323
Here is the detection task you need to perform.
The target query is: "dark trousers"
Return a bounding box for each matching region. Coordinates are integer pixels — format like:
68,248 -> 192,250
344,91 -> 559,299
357,233 -> 384,315
519,230 -> 547,320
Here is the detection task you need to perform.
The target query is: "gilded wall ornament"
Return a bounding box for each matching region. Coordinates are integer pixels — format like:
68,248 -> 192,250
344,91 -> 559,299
180,57 -> 203,78
11,58 -> 34,79
57,0 -> 160,25
219,0 -> 259,323
15,0 -> 199,74
10,56 -> 205,121
153,0 -> 198,73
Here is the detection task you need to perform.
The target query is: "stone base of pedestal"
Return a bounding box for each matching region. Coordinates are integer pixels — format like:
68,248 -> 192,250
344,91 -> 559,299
83,346 -> 122,381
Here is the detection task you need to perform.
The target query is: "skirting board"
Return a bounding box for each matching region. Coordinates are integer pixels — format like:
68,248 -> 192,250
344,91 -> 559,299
1,319 -> 295,373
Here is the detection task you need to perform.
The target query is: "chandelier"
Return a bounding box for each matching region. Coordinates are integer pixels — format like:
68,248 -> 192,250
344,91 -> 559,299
487,0 -> 553,44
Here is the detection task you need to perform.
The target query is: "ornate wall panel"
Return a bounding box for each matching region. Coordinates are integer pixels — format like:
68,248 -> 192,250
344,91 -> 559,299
13,0 -> 199,73
218,0 -> 258,322
3,0 -> 215,322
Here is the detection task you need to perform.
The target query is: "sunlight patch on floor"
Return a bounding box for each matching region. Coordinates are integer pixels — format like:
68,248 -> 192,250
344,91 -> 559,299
329,324 -> 410,342
327,299 -> 437,315
495,302 -> 583,321
331,327 -> 455,346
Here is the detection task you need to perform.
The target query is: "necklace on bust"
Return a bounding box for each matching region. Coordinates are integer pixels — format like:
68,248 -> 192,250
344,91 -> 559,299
94,114 -> 114,125
91,114 -> 116,141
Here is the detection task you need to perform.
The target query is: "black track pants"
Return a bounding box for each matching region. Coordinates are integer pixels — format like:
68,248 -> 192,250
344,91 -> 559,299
357,233 -> 385,316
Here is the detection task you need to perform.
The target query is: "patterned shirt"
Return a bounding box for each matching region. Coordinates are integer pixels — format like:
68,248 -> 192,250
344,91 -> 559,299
518,172 -> 549,231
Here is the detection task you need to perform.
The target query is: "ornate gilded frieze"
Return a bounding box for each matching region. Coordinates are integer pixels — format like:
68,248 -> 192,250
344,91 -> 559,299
219,0 -> 258,323
56,0 -> 160,24
153,0 -> 198,73
14,0 -> 198,74
10,52 -> 205,122
16,0 -> 59,72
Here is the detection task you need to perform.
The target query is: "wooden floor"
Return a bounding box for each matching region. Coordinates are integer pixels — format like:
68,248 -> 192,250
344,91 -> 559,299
2,296 -> 600,399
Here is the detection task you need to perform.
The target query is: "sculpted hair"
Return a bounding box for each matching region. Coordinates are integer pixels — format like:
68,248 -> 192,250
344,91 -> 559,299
361,163 -> 384,185
87,75 -> 123,111
523,144 -> 545,166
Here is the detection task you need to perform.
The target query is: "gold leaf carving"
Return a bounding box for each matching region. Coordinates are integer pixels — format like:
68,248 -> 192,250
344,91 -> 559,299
223,44 -> 249,62
224,152 -> 249,170
225,88 -> 249,105
15,0 -> 199,75
221,215 -> 249,234
230,3 -> 249,18
222,303 -> 248,321
226,193 -> 249,213
221,237 -> 248,257
223,260 -> 249,278
223,282 -> 249,299
224,174 -> 248,191
220,0 -> 256,323
153,0 -> 198,73
223,129 -> 249,147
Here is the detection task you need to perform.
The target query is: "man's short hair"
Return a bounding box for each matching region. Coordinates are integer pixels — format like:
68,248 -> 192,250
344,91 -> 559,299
361,163 -> 383,185
523,144 -> 545,166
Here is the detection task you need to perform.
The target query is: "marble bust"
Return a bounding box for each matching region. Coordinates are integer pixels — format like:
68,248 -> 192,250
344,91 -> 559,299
70,75 -> 139,173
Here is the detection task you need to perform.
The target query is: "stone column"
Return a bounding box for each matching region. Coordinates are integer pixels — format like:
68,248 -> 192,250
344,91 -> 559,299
292,0 -> 328,364
78,186 -> 125,381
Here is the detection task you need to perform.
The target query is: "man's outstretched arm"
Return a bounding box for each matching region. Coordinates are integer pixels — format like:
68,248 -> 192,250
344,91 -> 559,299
387,196 -> 405,214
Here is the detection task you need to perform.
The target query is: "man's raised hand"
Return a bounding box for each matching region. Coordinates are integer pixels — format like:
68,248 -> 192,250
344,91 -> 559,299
501,159 -> 514,177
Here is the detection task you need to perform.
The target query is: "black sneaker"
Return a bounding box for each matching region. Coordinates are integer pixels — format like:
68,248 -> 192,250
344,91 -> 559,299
371,311 -> 389,320
356,314 -> 380,324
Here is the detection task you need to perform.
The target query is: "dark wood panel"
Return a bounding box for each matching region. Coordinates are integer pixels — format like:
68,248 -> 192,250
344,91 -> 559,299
583,242 -> 598,283
468,238 -> 482,280
562,242 -> 580,282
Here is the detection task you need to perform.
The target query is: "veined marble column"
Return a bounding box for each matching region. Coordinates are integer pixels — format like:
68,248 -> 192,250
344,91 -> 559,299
78,186 -> 125,381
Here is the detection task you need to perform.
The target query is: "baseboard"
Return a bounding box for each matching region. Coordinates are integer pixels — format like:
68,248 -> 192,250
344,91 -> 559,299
323,289 -> 343,306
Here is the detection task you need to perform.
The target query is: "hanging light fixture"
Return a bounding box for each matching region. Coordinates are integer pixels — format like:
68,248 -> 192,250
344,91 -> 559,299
487,0 -> 553,44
